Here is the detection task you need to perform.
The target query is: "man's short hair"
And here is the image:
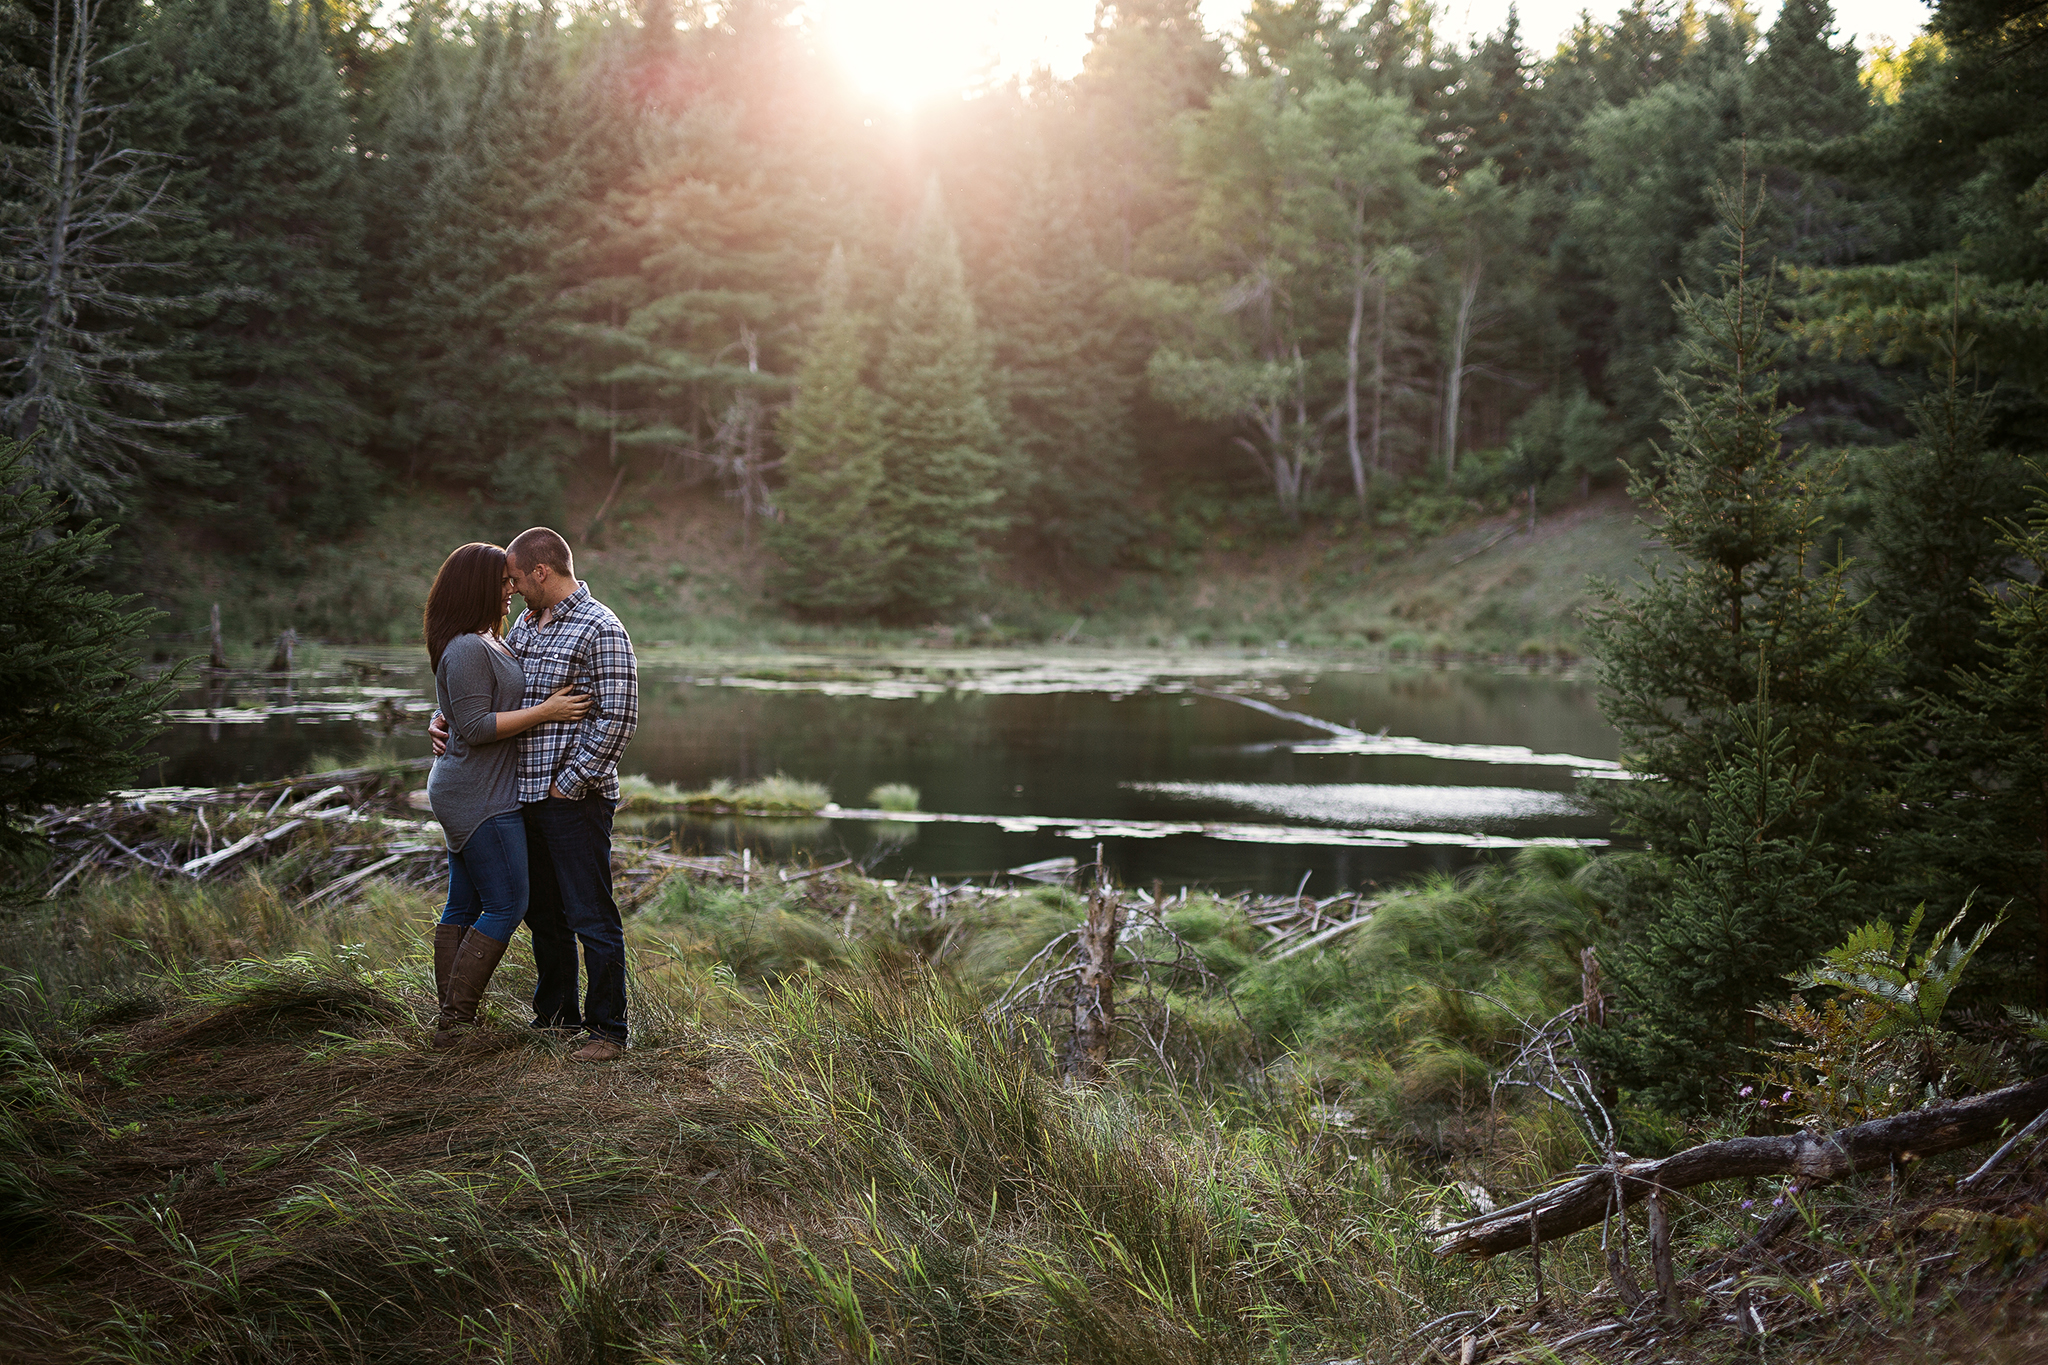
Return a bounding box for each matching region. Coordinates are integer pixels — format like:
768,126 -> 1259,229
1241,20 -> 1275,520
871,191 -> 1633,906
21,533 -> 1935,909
508,526 -> 573,577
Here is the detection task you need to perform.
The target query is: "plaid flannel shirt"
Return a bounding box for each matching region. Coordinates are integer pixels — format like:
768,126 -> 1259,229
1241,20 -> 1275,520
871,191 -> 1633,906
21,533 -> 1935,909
504,582 -> 639,803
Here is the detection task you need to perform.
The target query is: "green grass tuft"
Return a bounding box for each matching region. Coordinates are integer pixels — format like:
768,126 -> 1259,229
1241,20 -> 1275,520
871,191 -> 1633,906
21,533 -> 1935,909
617,772 -> 831,814
866,782 -> 920,811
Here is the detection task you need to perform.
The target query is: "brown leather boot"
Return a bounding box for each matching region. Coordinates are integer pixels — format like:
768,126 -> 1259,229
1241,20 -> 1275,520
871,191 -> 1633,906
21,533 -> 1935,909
433,928 -> 510,1051
432,924 -> 467,1015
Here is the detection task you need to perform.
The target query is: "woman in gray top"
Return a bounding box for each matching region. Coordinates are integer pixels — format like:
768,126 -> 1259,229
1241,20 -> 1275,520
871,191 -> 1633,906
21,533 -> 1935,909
422,542 -> 591,1049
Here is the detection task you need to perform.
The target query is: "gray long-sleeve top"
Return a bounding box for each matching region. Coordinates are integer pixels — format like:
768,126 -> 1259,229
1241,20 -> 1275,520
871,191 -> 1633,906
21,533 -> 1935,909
426,633 -> 526,852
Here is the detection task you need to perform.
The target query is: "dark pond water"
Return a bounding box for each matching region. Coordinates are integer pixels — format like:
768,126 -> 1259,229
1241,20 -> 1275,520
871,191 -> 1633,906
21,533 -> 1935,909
144,649 -> 1622,894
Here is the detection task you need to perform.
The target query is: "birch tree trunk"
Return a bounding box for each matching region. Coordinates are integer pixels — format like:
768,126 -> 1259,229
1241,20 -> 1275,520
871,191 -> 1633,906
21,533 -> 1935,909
1368,280 -> 1388,477
1344,201 -> 1372,507
1443,257 -> 1483,483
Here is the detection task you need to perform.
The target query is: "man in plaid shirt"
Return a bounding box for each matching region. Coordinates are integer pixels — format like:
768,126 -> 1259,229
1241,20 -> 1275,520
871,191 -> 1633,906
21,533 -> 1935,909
432,526 -> 639,1061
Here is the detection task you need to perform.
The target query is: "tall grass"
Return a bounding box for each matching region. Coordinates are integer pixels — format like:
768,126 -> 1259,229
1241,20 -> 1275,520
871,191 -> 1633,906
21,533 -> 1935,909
16,846 -> 2026,1362
0,925 -> 1536,1363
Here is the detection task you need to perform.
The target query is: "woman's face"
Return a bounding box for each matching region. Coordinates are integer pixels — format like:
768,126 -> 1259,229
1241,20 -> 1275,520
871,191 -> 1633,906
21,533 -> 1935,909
500,570 -> 516,619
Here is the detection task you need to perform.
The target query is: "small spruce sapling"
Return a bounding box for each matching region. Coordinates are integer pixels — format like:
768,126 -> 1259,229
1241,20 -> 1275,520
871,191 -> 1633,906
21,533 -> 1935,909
1587,681 -> 1853,1114
1585,170 -> 1895,868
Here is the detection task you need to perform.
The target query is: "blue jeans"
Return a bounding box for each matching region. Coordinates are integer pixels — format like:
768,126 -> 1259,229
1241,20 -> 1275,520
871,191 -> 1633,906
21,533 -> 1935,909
440,810 -> 529,942
522,795 -> 626,1043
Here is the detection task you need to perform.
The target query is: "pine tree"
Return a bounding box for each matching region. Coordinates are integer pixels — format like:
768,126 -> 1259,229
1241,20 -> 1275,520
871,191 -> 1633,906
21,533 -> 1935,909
1903,469 -> 2048,1005
872,180 -> 1006,616
1586,174 -> 1894,869
1744,0 -> 1866,153
769,245 -> 896,616
140,0 -> 375,549
1589,696 -> 1854,1113
1570,73 -> 1740,445
1072,0 -> 1224,273
368,6 -> 585,515
0,436 -> 170,872
0,0 -> 216,510
1738,0 -> 1896,449
955,90 -> 1141,567
1863,328 -> 2020,693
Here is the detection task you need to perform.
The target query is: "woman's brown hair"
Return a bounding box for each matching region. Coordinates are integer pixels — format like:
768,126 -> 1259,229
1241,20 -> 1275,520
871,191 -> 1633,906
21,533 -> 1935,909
423,543 -> 508,671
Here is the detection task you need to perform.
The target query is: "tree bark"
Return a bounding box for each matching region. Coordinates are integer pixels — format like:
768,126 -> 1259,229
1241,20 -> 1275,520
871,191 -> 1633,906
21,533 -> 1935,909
1067,880 -> 1121,1084
1435,1073 -> 2048,1258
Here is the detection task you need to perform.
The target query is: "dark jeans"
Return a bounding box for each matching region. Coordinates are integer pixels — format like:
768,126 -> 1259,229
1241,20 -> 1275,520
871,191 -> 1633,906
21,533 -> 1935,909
522,794 -> 626,1043
439,810 -> 529,942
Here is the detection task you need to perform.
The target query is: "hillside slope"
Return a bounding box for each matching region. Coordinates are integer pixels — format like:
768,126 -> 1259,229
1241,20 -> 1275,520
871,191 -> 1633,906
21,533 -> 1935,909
152,471 -> 1654,656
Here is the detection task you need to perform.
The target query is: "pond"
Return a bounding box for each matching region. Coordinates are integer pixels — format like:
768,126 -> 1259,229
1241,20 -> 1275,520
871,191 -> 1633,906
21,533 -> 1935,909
144,648 -> 1623,895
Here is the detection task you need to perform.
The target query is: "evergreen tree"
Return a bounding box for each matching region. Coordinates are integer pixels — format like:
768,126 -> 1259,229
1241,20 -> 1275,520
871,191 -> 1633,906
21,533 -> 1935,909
1788,0 -> 2047,416
0,0 -> 216,510
871,180 -> 1006,616
1570,73 -> 1740,442
141,0 -> 375,548
1863,329 -> 2019,692
1902,470 -> 2048,1004
1586,175 -> 1894,868
0,436 -> 170,871
566,100 -> 819,544
1072,0 -> 1224,274
1737,0 -> 1896,449
950,86 -> 1142,566
368,6 -> 584,515
1590,698 -> 1854,1112
559,0 -> 856,544
769,245 -> 895,616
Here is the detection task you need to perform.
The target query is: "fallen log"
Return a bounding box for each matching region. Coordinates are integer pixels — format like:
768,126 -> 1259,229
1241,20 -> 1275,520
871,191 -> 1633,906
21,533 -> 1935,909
1435,1073 -> 2048,1258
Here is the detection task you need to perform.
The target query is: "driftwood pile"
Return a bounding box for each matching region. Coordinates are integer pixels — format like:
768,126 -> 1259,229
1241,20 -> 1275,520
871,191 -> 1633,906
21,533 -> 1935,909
34,759 -> 445,904
1009,856 -> 1383,962
33,760 -> 715,914
1242,888 -> 1383,960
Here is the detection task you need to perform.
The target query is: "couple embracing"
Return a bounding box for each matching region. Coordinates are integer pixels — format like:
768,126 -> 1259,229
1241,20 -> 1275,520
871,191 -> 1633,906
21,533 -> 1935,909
420,526 -> 639,1062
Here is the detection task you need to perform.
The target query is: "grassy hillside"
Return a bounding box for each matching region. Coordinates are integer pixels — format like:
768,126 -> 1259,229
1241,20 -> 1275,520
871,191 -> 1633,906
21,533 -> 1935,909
142,469 -> 1655,659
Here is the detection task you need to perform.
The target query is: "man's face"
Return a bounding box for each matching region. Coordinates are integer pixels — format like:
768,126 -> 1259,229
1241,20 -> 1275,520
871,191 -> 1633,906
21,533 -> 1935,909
506,553 -> 550,612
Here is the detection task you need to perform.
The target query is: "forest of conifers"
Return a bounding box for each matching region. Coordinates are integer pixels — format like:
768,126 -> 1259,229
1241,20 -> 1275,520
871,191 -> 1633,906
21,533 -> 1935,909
3,0 -> 2042,618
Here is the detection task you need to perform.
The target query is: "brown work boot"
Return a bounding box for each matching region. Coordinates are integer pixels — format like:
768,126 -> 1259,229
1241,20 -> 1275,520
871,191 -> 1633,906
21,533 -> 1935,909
432,923 -> 467,1015
433,928 -> 510,1051
571,1036 -> 625,1063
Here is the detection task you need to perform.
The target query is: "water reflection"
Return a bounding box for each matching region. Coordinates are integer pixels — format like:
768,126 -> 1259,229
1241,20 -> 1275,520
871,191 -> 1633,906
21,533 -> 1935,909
1127,781 -> 1591,828
144,649 -> 1621,893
